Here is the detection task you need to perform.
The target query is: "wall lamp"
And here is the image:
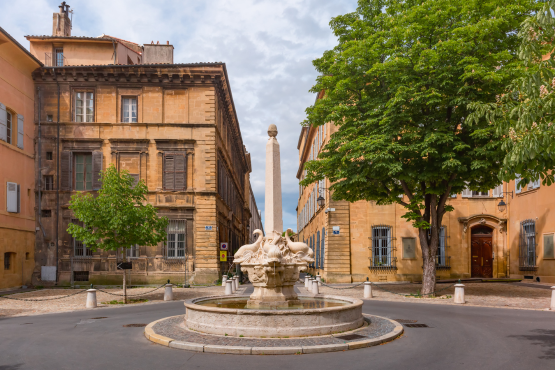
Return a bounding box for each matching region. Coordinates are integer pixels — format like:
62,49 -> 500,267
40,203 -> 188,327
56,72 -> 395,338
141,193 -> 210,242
497,191 -> 513,212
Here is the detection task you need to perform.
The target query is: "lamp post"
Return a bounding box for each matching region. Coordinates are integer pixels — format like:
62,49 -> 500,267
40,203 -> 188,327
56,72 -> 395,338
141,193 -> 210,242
497,191 -> 513,212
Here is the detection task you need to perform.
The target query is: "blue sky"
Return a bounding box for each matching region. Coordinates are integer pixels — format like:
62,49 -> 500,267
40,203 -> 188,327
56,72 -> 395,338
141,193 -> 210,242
1,0 -> 358,232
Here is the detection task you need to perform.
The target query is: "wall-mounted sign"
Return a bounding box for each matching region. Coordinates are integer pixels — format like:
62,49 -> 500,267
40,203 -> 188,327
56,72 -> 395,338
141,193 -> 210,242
205,226 -> 213,231
220,242 -> 228,250
332,226 -> 340,235
117,262 -> 133,270
220,251 -> 228,262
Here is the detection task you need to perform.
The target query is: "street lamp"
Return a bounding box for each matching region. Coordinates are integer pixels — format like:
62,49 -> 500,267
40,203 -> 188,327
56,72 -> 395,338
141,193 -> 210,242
317,195 -> 325,208
497,191 -> 513,212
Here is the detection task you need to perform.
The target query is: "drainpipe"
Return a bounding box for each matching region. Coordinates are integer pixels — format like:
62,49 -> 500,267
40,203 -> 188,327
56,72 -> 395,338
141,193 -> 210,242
37,88 -> 46,237
111,39 -> 117,64
55,69 -> 60,284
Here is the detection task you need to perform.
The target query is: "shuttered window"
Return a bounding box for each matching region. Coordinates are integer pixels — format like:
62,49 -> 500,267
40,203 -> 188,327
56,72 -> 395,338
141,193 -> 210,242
17,114 -> 23,149
61,152 -> 102,191
6,182 -> 19,213
74,154 -> 92,191
6,111 -> 12,144
164,153 -> 187,191
321,227 -> 325,269
0,103 -> 7,142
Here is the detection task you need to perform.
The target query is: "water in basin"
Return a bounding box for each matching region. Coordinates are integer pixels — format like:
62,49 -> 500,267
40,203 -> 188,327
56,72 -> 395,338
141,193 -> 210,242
196,297 -> 350,310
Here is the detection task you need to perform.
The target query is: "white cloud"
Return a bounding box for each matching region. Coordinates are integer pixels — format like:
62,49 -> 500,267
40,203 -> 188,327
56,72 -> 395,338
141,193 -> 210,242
1,0 -> 358,232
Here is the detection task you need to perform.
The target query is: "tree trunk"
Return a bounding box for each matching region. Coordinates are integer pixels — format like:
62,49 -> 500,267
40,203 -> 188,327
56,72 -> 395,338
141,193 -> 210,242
421,244 -> 437,296
123,267 -> 127,304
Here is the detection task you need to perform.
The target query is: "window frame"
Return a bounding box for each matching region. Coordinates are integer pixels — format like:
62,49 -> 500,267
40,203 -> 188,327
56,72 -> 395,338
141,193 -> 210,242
4,252 -> 12,271
372,226 -> 392,267
121,96 -> 138,123
44,175 -> 54,190
73,153 -> 93,191
54,48 -> 64,67
520,219 -> 536,269
166,220 -> 186,259
72,220 -> 93,258
6,110 -> 12,144
73,90 -> 95,123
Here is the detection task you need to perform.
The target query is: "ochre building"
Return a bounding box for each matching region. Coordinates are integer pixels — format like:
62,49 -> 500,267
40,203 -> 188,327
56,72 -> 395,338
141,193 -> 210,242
297,95 -> 555,284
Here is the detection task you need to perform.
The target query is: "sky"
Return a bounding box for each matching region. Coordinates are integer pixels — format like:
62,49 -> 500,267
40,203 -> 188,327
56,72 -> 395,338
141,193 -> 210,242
1,0 -> 358,232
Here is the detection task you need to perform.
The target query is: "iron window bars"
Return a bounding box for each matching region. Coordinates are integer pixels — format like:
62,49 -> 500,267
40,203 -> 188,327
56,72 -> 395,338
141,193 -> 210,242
519,219 -> 537,271
369,225 -> 397,270
71,220 -> 93,258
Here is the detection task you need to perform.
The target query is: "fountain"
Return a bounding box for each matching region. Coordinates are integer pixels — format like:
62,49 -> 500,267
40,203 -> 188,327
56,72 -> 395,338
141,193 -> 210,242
145,125 -> 402,352
182,124 -> 364,337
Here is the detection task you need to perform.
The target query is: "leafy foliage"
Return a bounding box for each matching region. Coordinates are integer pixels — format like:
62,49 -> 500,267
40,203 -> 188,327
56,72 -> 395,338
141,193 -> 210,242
301,0 -> 539,291
68,165 -> 168,253
469,0 -> 555,187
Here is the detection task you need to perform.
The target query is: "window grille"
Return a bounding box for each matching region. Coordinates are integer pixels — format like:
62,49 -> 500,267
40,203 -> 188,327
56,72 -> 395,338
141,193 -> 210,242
519,220 -> 537,270
72,219 -> 93,258
369,225 -> 397,270
166,220 -> 186,258
436,227 -> 451,269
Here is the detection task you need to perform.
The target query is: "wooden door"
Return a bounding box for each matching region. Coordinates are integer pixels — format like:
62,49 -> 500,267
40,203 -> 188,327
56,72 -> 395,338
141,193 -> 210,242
471,235 -> 493,278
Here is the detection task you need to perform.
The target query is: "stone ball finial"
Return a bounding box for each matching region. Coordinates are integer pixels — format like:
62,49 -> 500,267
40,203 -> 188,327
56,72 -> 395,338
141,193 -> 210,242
268,124 -> 278,137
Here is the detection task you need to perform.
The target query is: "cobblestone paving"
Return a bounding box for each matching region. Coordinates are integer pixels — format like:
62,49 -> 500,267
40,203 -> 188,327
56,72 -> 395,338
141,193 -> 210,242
153,315 -> 395,347
0,286 -> 229,318
317,282 -> 553,310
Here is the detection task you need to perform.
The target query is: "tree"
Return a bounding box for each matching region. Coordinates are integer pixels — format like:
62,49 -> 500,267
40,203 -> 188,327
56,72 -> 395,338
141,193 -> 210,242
68,165 -> 168,303
301,0 -> 539,294
469,0 -> 555,187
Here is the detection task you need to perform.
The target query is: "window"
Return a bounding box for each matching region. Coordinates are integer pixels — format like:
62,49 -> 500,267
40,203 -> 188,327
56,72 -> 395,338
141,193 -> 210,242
44,175 -> 54,190
72,222 -> 93,258
316,230 -> 320,269
46,152 -> 53,160
6,111 -> 12,144
321,227 -> 325,269
471,190 -> 489,197
528,178 -> 541,190
74,154 -> 92,191
437,227 -> 449,268
515,174 -> 522,194
6,182 -> 20,213
520,220 -> 536,270
371,226 -> 395,268
164,153 -> 187,190
126,245 -> 139,259
4,252 -> 12,270
492,184 -> 503,198
122,97 -> 138,123
41,210 -> 52,218
47,115 -> 53,122
25,252 -> 30,260
54,48 -> 64,66
167,220 -> 186,258
75,92 -> 94,122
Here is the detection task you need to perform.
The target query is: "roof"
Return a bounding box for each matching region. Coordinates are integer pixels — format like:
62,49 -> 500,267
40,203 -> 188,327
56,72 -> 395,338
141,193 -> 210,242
39,62 -> 224,68
0,27 -> 43,66
25,35 -> 114,42
100,34 -> 139,46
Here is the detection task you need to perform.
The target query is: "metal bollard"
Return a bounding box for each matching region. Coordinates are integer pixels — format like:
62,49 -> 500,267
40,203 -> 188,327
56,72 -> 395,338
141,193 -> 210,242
363,282 -> 373,298
312,279 -> 319,295
551,286 -> 555,310
316,275 -> 322,287
304,276 -> 309,289
86,289 -> 97,308
164,284 -> 173,301
222,275 -> 228,287
225,280 -> 233,295
454,283 -> 465,304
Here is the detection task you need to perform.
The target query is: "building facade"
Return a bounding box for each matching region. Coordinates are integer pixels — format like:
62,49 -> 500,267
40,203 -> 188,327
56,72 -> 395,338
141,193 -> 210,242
296,94 -> 555,283
0,27 -> 42,290
25,4 -> 258,286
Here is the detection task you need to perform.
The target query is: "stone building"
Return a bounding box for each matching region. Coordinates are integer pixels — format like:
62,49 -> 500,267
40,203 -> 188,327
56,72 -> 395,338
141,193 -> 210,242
0,27 -> 42,290
296,93 -> 553,283
248,184 -> 264,243
27,3 -> 257,286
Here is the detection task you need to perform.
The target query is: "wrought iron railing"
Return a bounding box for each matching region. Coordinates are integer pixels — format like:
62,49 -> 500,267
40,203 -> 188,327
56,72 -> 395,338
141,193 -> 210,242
368,256 -> 398,270
519,257 -> 538,271
45,52 -> 68,67
435,255 -> 451,270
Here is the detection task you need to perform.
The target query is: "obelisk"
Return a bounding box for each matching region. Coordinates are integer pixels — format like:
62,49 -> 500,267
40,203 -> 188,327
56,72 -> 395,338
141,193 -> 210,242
265,124 -> 283,237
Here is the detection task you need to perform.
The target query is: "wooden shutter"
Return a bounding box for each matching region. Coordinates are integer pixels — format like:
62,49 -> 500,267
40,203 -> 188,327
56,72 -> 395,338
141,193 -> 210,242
174,154 -> 186,190
515,174 -> 521,194
6,182 -> 18,212
17,184 -> 20,213
164,154 -> 175,190
461,187 -> 472,198
0,103 -> 6,142
17,114 -> 24,149
92,151 -> 103,190
61,151 -> 72,191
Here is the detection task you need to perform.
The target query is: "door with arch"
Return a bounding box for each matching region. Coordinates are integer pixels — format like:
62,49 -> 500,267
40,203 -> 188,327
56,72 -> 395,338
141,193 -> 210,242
471,226 -> 493,278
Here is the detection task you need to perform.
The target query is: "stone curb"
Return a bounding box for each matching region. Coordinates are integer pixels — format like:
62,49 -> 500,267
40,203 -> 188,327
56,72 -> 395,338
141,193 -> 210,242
144,314 -> 403,355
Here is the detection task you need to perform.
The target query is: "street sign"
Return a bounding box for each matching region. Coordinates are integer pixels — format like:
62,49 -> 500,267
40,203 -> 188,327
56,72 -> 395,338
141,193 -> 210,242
332,226 -> 340,235
205,226 -> 213,231
220,251 -> 227,262
220,242 -> 228,250
117,262 -> 133,270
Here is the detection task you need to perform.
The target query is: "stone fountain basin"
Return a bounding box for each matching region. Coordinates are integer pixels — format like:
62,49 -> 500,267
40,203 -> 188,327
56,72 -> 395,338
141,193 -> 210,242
184,295 -> 364,338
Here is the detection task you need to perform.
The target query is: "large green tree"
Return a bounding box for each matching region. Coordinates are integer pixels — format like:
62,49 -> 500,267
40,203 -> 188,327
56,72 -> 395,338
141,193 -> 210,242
469,0 -> 555,187
68,165 -> 168,302
301,0 -> 539,294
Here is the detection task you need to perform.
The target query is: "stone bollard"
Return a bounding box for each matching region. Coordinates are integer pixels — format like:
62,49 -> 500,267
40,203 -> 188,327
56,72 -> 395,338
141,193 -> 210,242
232,277 -> 237,293
304,276 -> 309,289
164,284 -> 173,301
222,275 -> 227,287
309,278 -> 315,292
234,276 -> 239,292
225,280 -> 233,295
551,286 -> 555,310
316,275 -> 322,287
454,283 -> 465,304
312,279 -> 319,295
363,282 -> 373,298
86,289 -> 97,308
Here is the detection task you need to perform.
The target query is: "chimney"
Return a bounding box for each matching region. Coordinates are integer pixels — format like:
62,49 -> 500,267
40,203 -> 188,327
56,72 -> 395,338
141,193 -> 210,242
142,42 -> 174,64
52,1 -> 72,37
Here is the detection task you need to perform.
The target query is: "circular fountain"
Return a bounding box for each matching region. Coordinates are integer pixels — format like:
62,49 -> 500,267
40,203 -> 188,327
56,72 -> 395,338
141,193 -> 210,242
183,229 -> 364,337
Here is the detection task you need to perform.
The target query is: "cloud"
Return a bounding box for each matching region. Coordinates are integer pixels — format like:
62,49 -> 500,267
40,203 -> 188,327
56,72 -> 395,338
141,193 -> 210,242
1,0 -> 358,232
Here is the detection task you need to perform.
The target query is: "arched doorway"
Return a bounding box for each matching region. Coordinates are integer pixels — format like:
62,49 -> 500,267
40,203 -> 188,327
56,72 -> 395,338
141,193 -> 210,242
471,226 -> 493,278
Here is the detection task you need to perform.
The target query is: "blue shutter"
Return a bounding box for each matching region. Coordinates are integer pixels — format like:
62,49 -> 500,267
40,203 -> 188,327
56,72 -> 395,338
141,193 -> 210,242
316,230 -> 320,269
321,227 -> 325,270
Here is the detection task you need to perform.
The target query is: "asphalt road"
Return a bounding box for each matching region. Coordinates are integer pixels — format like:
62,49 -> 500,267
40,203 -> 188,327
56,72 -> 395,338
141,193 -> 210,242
1,297 -> 554,370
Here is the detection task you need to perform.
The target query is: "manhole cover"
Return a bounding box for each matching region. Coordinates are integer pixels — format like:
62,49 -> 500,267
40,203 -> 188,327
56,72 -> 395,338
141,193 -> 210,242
123,324 -> 147,327
404,324 -> 429,328
91,317 -> 107,320
392,319 -> 417,323
336,334 -> 367,341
